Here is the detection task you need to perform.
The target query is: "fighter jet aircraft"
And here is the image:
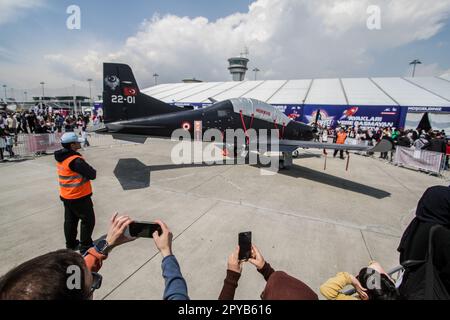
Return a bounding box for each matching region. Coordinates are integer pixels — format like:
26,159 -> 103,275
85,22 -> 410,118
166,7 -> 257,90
96,63 -> 392,168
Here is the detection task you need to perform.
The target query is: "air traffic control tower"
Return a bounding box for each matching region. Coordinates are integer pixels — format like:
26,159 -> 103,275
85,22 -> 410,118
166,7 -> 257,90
228,56 -> 249,81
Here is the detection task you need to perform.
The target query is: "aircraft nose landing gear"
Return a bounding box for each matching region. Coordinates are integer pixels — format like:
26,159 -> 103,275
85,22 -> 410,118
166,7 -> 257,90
279,152 -> 293,170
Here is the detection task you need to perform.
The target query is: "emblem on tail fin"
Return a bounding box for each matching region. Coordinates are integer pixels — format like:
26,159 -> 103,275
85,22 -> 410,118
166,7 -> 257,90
123,87 -> 138,96
105,75 -> 120,90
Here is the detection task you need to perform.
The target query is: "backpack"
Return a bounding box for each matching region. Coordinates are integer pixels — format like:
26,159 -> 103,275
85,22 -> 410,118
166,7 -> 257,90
399,225 -> 450,300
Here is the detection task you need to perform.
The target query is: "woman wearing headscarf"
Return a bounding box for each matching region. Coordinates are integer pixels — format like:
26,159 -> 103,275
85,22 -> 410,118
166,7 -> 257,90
397,185 -> 450,297
218,245 -> 318,300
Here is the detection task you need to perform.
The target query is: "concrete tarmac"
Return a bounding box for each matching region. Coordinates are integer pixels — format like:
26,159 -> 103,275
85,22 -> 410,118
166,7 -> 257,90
0,136 -> 448,300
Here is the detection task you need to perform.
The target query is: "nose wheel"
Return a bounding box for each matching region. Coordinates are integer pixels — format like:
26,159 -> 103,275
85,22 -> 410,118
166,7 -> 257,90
279,152 -> 293,170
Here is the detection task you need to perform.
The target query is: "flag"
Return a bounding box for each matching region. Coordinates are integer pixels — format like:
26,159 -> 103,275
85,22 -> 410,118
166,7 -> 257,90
123,87 -> 138,96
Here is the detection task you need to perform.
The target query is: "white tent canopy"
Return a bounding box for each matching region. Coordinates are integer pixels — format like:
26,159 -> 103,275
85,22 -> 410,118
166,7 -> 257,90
143,76 -> 450,108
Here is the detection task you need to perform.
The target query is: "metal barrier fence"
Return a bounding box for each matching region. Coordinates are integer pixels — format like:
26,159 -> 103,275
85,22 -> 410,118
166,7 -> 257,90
394,146 -> 445,175
1,133 -> 64,159
345,138 -> 369,146
1,132 -> 135,160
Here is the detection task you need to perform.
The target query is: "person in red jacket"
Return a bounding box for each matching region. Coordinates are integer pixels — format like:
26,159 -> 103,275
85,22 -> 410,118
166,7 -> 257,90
219,245 -> 318,300
446,139 -> 450,170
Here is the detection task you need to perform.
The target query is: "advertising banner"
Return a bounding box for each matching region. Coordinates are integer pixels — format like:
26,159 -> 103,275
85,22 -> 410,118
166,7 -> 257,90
407,106 -> 450,113
173,101 -> 412,130
273,105 -> 303,122
302,105 -> 402,129
93,102 -> 103,117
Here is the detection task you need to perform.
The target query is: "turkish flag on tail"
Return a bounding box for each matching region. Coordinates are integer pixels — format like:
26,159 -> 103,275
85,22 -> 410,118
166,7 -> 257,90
123,87 -> 138,96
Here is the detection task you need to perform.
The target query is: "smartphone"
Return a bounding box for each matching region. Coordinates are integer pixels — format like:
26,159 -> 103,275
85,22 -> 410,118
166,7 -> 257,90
126,222 -> 162,238
238,232 -> 252,261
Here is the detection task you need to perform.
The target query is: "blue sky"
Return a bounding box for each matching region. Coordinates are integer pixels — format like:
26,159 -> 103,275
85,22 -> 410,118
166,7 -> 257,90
0,0 -> 253,62
1,1 -> 252,43
1,0 -> 450,97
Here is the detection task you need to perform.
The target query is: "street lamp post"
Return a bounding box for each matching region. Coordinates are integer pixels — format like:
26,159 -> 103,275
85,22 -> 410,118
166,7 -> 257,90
253,68 -> 260,81
153,73 -> 159,86
87,78 -> 93,106
409,59 -> 422,78
40,82 -> 45,103
72,84 -> 78,115
24,91 -> 28,103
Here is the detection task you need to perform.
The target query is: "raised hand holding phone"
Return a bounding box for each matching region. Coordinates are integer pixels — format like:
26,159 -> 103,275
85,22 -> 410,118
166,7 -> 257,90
125,221 -> 163,238
248,244 -> 265,270
238,232 -> 252,261
152,220 -> 173,258
106,213 -> 136,250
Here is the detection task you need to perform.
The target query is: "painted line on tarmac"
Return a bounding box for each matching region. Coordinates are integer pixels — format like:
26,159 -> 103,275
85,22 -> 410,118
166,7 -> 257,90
360,230 -> 374,261
145,184 -> 402,238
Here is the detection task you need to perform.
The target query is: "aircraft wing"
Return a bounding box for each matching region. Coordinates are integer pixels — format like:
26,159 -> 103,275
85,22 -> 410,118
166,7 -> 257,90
87,125 -> 145,143
278,139 -> 393,153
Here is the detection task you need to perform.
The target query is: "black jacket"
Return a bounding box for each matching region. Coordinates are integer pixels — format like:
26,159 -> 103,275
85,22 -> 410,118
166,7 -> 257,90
397,136 -> 412,148
54,148 -> 96,201
427,138 -> 447,154
398,186 -> 450,295
399,221 -> 450,296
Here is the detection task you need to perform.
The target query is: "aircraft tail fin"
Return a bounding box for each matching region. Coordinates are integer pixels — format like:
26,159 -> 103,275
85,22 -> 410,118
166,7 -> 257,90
103,63 -> 181,123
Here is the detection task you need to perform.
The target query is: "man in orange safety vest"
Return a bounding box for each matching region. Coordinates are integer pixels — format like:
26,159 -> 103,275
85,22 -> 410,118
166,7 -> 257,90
333,127 -> 348,159
55,132 -> 97,254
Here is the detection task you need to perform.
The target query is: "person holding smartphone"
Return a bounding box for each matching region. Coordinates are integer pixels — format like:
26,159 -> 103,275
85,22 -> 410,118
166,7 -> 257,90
0,215 -> 189,300
0,213 -> 134,300
219,244 -> 318,300
152,220 -> 190,300
89,218 -> 188,300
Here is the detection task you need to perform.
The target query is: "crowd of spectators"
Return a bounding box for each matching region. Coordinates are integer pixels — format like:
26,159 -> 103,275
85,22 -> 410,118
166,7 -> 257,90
0,105 -> 102,134
0,104 -> 102,161
319,125 -> 449,168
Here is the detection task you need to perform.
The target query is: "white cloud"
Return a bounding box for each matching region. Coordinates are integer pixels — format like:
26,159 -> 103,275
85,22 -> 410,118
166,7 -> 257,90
45,51 -> 104,80
4,0 -> 450,89
0,0 -> 45,26
405,63 -> 450,77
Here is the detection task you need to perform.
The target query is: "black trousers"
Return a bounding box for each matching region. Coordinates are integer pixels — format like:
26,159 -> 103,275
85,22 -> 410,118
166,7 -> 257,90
63,196 -> 96,253
6,145 -> 14,157
333,149 -> 344,159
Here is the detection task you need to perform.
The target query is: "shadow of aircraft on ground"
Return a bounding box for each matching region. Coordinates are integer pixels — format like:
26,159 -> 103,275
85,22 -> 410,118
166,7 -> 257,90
113,157 -> 391,199
273,164 -> 391,199
113,158 -> 233,191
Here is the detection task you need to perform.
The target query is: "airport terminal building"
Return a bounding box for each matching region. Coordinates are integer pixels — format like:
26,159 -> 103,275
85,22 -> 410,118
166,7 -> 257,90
141,74 -> 450,133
